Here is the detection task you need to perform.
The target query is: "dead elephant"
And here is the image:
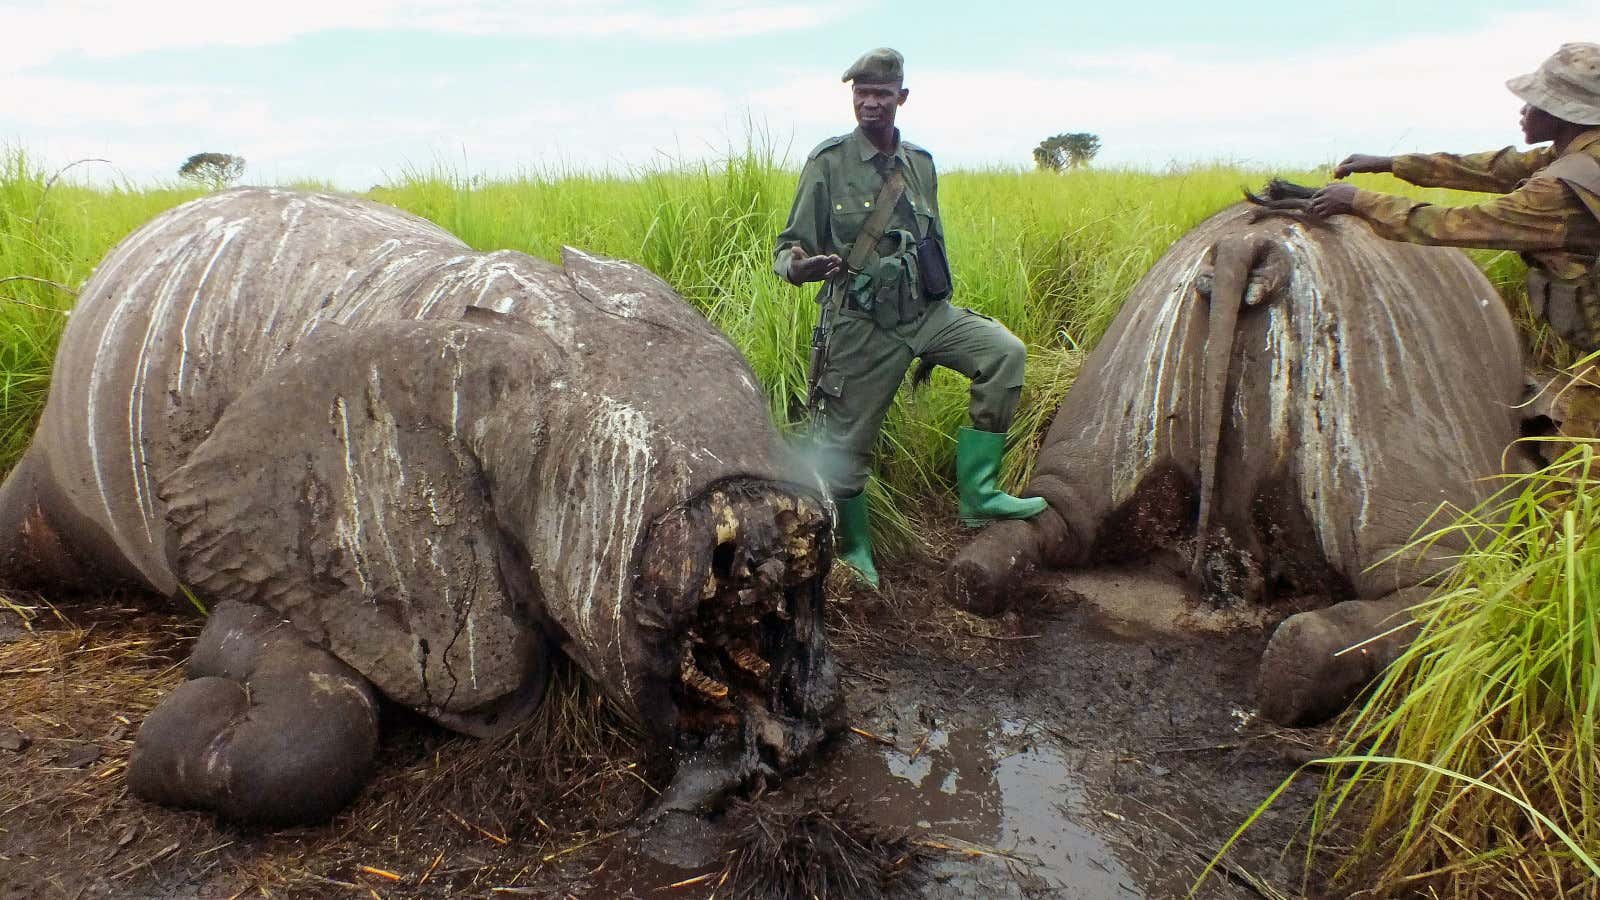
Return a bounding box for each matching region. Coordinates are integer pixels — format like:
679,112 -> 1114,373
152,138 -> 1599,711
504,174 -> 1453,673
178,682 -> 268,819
948,196 -> 1526,725
0,189 -> 841,825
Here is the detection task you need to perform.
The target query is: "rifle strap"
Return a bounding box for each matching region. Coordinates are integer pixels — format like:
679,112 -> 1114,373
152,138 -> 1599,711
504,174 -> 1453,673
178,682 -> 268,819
845,161 -> 907,274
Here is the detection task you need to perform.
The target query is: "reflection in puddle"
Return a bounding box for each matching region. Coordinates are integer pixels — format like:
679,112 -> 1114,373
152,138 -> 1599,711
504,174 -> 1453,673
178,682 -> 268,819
832,718 -> 1141,898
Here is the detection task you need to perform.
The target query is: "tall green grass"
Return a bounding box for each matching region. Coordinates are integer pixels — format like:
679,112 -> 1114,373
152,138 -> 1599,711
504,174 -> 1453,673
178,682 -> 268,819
1201,439 -> 1600,898
1305,441 -> 1600,897
0,144 -> 1544,551
0,151 -> 199,465
369,152 -> 1345,549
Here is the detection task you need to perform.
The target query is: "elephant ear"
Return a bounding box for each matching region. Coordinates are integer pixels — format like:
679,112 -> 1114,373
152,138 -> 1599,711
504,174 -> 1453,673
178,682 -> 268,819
161,320 -> 553,736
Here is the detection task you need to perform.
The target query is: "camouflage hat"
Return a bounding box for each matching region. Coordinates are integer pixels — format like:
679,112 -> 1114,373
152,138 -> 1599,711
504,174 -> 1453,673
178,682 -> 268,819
842,47 -> 904,85
1507,43 -> 1600,126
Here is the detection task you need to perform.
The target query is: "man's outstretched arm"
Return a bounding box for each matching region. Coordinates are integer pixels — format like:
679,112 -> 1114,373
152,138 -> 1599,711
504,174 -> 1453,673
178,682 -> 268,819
1335,146 -> 1553,194
1316,175 -> 1576,252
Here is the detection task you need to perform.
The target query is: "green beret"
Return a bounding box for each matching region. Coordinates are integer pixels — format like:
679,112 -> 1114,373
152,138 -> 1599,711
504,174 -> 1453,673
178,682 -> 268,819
842,47 -> 904,84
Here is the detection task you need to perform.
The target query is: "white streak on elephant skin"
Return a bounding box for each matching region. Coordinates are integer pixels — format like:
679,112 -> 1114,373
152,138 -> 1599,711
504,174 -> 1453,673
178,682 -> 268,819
536,395 -> 655,697
1100,255 -> 1203,505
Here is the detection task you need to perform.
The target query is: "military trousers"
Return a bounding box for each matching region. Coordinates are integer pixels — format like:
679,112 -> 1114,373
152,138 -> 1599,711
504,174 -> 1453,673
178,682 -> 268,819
814,298 -> 1028,498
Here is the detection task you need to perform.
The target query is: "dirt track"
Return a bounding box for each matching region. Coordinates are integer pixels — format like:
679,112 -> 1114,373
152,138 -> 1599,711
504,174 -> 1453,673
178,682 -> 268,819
1,536 -> 1329,899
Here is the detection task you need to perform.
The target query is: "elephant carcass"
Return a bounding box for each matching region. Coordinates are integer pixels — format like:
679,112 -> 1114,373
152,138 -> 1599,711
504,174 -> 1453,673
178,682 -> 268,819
0,188 -> 840,825
948,203 -> 1525,725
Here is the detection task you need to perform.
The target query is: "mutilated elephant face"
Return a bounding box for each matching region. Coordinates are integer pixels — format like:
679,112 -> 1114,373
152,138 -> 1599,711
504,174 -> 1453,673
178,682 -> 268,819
471,248 -> 847,816
631,480 -> 840,816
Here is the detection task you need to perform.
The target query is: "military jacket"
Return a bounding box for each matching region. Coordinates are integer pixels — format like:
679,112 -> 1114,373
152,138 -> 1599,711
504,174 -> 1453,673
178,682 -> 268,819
773,128 -> 945,324
1349,129 -> 1600,347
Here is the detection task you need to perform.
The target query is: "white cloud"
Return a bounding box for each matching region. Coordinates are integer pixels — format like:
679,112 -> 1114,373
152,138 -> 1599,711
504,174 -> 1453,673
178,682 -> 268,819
0,0 -> 857,75
747,7 -> 1600,169
3,3 -> 1597,186
613,87 -> 728,122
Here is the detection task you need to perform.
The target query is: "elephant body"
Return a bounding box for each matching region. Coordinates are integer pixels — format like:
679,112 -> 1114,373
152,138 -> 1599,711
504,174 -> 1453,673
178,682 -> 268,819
950,203 -> 1526,723
0,189 -> 840,823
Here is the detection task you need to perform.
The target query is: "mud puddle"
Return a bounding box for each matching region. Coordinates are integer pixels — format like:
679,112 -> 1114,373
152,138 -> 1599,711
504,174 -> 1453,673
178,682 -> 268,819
1,562 -> 1324,898
829,716 -> 1145,898
570,563 -> 1320,898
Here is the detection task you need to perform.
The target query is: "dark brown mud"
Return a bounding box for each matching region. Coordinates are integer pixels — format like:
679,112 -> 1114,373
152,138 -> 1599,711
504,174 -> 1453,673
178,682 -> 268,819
1,542 -> 1328,899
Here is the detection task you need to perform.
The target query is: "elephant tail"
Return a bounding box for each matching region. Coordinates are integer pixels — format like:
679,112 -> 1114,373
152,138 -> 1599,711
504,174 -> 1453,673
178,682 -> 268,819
1190,236 -> 1261,579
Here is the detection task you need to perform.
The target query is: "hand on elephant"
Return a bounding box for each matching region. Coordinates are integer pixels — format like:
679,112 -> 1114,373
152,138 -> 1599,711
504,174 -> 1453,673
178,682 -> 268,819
1308,183 -> 1360,219
784,246 -> 844,285
1333,154 -> 1394,179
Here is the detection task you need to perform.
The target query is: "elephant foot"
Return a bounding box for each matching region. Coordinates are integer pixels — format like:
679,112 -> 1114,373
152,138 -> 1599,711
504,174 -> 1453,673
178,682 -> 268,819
129,600 -> 380,826
1256,589 -> 1425,726
944,516 -> 1058,618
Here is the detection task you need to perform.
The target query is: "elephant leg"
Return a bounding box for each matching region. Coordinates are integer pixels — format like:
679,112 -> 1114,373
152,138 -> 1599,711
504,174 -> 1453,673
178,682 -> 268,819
1255,586 -> 1428,726
0,449 -> 151,592
129,599 -> 380,826
945,467 -> 1104,617
946,495 -> 1082,617
0,451 -> 56,589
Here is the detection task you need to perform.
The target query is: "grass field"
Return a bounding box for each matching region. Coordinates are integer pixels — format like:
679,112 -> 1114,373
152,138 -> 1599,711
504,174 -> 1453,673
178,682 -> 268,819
2,144 -> 1591,895
0,145 -> 1553,548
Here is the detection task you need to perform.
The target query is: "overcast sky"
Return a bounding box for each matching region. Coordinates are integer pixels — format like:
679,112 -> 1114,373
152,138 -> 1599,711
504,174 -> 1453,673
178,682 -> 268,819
3,0 -> 1598,188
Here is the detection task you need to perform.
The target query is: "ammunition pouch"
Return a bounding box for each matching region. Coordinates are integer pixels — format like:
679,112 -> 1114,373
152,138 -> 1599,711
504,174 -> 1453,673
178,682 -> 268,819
1527,266 -> 1600,352
845,230 -> 927,328
1538,153 -> 1600,352
915,234 -> 952,302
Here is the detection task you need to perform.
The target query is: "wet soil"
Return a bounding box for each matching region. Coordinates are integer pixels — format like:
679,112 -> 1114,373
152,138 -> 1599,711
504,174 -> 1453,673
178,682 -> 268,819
1,549 -> 1332,899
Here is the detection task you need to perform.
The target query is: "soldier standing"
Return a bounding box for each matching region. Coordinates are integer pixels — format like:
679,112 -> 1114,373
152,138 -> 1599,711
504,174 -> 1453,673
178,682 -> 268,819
1309,43 -> 1600,352
773,48 -> 1045,588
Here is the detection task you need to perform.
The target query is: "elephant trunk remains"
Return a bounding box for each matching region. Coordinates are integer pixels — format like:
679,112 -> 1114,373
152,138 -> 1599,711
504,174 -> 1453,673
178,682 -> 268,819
635,482 -> 838,817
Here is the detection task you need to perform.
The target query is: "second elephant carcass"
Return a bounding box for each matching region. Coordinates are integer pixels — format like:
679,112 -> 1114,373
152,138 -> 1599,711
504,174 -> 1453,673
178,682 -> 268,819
949,199 -> 1527,725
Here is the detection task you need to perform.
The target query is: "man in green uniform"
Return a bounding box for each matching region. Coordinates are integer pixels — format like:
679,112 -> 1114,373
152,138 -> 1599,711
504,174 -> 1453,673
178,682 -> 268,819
774,47 -> 1044,587
1309,43 -> 1600,351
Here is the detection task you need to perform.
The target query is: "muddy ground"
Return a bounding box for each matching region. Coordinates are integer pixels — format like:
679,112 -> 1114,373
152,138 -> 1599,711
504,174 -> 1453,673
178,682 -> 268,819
1,527 -> 1338,899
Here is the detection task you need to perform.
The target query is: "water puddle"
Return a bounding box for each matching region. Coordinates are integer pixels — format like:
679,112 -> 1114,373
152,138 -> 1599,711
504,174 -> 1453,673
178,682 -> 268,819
828,717 -> 1144,898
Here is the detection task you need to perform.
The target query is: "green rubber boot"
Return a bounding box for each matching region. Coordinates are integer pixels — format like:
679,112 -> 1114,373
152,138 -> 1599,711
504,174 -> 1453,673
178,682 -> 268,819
833,492 -> 880,589
956,426 -> 1048,528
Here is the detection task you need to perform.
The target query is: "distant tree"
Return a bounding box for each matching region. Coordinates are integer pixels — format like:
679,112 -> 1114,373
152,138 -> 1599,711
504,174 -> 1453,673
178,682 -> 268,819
178,152 -> 246,190
1032,133 -> 1102,172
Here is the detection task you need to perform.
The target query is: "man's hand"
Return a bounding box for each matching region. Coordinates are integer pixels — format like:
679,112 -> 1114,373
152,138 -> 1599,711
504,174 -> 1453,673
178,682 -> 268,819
784,246 -> 844,285
1308,183 -> 1360,218
1332,154 -> 1394,179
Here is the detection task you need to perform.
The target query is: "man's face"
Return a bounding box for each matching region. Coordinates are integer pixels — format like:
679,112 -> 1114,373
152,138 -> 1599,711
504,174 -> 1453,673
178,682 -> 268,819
1522,104 -> 1560,144
852,81 -> 908,131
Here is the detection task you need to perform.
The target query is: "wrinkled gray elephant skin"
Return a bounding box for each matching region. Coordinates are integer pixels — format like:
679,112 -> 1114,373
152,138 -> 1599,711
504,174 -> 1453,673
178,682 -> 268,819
0,189 -> 840,826
948,204 -> 1526,725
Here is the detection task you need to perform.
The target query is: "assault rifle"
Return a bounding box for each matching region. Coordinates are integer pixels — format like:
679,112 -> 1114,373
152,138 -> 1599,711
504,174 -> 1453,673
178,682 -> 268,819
805,289 -> 835,423
802,162 -> 907,425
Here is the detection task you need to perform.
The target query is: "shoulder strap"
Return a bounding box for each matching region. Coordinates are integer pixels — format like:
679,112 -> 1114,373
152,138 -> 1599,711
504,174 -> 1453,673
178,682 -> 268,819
845,162 -> 907,274
1543,153 -> 1600,224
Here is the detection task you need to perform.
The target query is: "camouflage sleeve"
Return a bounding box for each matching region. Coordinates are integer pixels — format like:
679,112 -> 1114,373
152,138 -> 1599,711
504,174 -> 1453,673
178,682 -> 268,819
1391,146 -> 1553,194
1348,177 -> 1576,252
773,158 -> 831,283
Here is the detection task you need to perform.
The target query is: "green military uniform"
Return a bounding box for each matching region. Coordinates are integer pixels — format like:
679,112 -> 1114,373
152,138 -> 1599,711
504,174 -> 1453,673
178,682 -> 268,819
775,47 -> 1044,588
774,127 -> 1028,498
1347,129 -> 1600,349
